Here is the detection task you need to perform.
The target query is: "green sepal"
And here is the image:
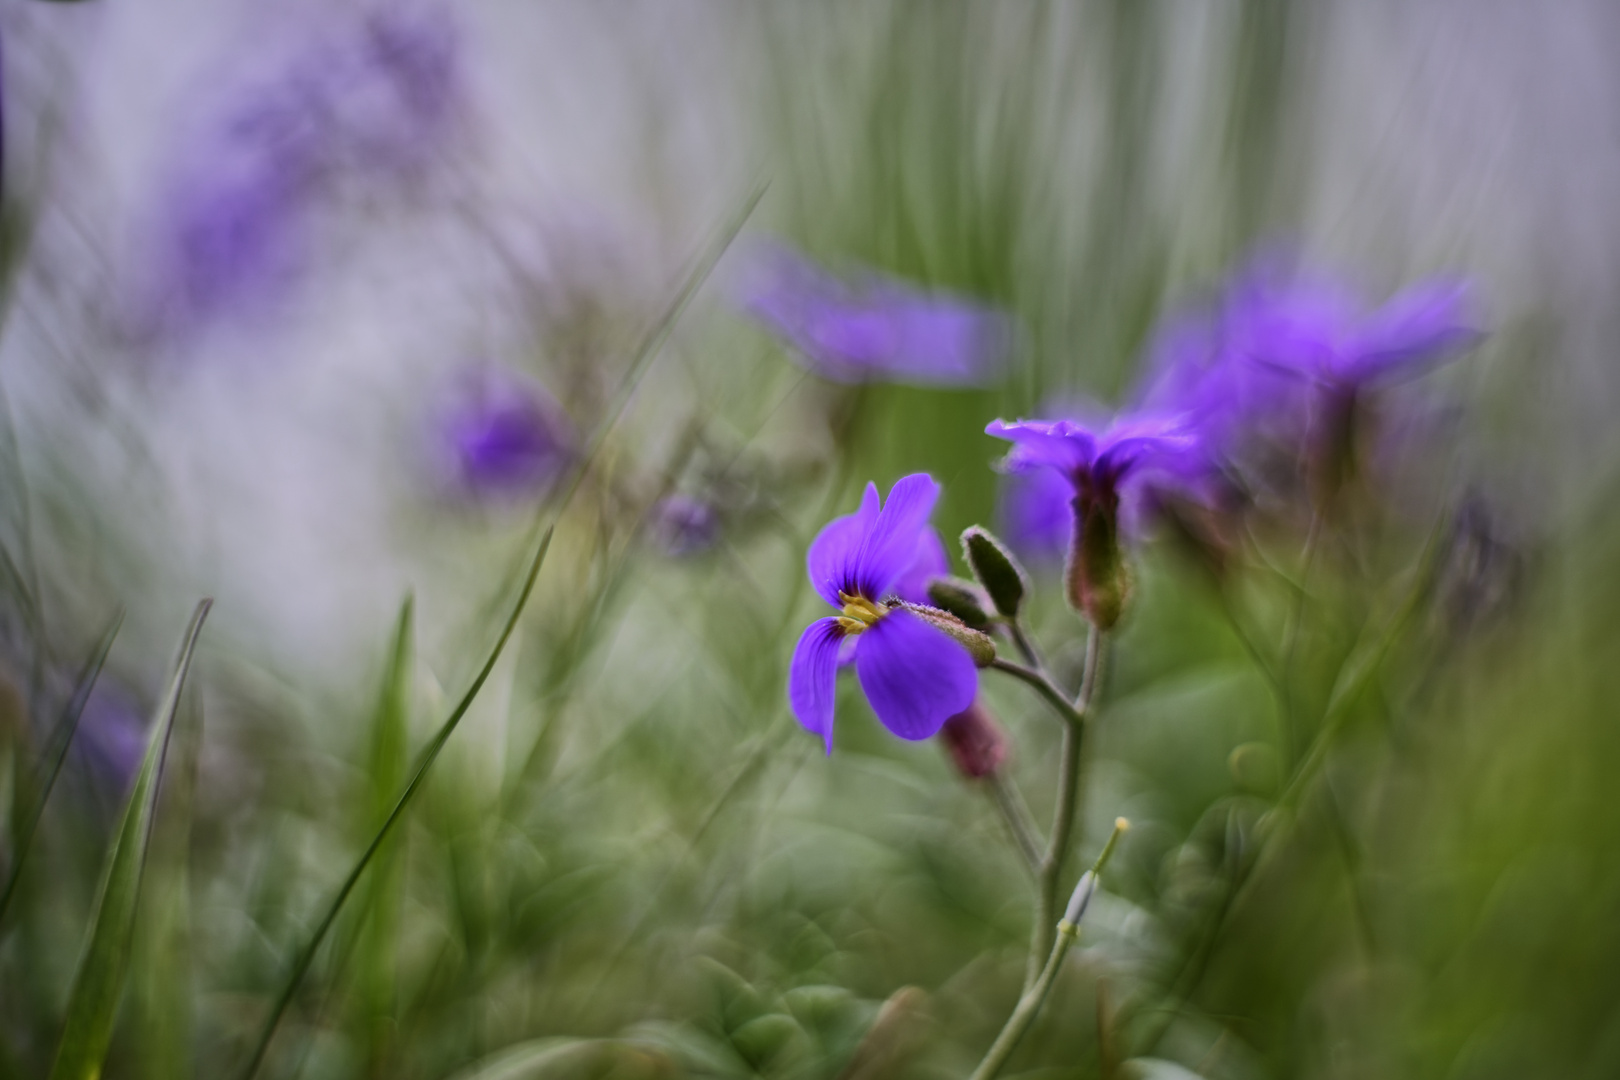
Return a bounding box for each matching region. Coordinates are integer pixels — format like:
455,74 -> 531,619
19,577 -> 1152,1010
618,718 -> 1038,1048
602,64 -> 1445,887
926,576 -> 994,631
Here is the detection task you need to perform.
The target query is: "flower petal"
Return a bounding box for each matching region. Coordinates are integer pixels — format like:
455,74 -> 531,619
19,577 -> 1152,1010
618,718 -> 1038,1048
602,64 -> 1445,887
986,418 -> 1096,476
998,466 -> 1074,565
1341,279 -> 1481,385
891,527 -> 950,605
789,617 -> 846,753
807,482 -> 881,607
734,241 -> 1007,386
855,473 -> 940,598
855,608 -> 977,741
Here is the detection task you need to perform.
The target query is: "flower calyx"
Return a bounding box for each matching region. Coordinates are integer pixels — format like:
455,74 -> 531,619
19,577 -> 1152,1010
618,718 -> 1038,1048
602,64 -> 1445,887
895,601 -> 997,666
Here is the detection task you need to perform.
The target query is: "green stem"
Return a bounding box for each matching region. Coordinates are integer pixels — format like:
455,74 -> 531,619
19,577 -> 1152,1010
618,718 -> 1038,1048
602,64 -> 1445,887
987,772 -> 1043,876
987,659 -> 1082,729
1020,627 -> 1104,987
969,818 -> 1129,1080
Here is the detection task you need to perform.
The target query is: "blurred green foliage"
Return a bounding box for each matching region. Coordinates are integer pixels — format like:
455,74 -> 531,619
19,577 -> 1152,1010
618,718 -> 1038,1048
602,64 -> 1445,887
1,4 -> 1617,1080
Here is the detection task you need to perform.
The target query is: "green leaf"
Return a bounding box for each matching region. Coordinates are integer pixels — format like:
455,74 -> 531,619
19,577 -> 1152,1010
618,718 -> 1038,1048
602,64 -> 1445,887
0,609 -> 123,929
962,526 -> 1028,618
48,600 -> 211,1080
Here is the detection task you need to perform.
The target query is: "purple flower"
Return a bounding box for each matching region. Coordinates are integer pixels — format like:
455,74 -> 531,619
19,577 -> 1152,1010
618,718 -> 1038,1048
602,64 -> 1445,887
440,370 -> 572,497
735,242 -> 1009,386
997,466 -> 1074,566
1228,262 -> 1480,391
789,474 -> 979,752
649,495 -> 721,557
986,414 -> 1194,627
985,414 -> 1195,497
145,7 -> 461,332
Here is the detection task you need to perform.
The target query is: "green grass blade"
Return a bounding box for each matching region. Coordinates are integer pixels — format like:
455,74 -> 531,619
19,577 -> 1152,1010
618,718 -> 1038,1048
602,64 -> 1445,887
48,599 -> 212,1080
0,609 -> 125,929
357,596 -> 413,1073
237,531 -> 552,1080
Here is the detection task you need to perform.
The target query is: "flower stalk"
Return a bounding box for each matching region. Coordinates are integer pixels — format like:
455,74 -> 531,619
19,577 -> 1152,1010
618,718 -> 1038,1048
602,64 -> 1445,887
969,817 -> 1130,1080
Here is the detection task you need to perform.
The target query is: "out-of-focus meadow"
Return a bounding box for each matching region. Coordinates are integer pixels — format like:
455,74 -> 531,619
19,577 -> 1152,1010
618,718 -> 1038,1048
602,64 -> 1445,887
3,3 -> 1620,1078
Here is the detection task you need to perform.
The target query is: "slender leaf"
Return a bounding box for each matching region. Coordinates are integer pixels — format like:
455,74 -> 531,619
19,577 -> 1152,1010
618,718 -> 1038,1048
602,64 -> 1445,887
0,608 -> 123,929
48,599 -> 212,1080
357,596 -> 413,1074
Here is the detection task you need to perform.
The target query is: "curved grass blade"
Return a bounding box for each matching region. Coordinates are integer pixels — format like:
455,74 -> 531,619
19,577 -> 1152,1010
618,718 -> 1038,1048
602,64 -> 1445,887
48,599 -> 212,1080
237,530 -> 552,1080
0,608 -> 124,929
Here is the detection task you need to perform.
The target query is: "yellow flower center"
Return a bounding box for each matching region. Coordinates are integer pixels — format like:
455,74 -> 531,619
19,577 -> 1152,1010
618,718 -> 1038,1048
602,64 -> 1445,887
836,592 -> 888,635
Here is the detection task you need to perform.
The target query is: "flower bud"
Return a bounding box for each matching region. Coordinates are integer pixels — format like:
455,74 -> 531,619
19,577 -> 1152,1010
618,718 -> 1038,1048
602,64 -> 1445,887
961,526 -> 1028,618
896,601 -> 997,666
926,576 -> 993,631
938,699 -> 1008,779
1066,490 -> 1131,630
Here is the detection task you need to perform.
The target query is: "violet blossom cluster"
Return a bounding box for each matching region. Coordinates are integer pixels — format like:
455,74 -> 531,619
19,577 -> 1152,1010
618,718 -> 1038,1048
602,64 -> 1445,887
756,244 -> 1482,755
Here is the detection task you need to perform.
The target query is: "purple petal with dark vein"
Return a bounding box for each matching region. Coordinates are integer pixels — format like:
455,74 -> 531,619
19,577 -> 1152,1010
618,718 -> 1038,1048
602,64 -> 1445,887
855,608 -> 978,741
807,482 -> 881,607
789,618 -> 847,753
855,473 -> 940,599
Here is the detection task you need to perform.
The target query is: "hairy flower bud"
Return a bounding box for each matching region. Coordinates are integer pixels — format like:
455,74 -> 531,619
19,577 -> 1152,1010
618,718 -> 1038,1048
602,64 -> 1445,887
961,526 -> 1028,619
896,602 -> 997,666
1066,490 -> 1131,630
938,699 -> 1008,779
926,576 -> 993,631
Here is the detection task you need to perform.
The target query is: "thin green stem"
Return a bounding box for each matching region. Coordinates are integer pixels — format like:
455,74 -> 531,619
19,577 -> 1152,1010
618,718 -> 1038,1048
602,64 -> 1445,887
987,659 -> 1082,729
987,771 -> 1043,876
1018,626 -> 1104,988
970,818 -> 1129,1080
1276,510 -> 1325,767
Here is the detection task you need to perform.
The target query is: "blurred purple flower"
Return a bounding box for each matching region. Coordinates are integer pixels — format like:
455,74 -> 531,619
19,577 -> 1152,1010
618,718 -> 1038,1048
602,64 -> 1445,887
986,414 -> 1196,499
649,495 -> 721,557
441,371 -> 572,497
75,682 -> 147,799
988,414 -> 1195,626
997,466 -> 1074,567
735,242 -> 1009,386
789,474 -> 978,752
149,7 -> 461,329
330,8 -> 461,175
1228,260 -> 1480,391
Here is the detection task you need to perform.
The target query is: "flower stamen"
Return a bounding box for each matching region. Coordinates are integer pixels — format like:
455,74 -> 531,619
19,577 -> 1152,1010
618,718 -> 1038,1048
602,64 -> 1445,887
838,592 -> 887,633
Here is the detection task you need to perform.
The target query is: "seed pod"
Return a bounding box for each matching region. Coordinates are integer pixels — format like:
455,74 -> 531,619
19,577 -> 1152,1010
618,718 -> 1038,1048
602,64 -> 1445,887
926,576 -> 993,631
961,526 -> 1028,618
